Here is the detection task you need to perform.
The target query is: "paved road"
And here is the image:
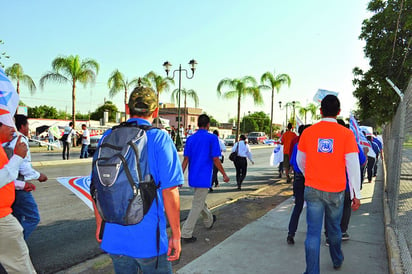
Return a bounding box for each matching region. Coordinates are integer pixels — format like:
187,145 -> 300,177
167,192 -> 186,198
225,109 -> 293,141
26,145 -> 278,273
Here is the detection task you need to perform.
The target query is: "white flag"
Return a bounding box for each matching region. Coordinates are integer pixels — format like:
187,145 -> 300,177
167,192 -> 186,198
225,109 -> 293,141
0,67 -> 20,115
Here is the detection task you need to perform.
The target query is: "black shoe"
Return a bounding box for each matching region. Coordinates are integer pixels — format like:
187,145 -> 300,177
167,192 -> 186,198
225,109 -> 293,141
278,173 -> 282,178
208,215 -> 217,229
333,264 -> 342,270
209,188 -> 213,193
214,182 -> 219,187
237,186 -> 241,190
287,235 -> 295,245
182,236 -> 197,243
325,238 -> 330,246
342,232 -> 350,241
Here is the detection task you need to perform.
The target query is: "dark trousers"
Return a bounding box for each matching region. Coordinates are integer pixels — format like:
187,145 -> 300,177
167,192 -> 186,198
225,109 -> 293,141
288,172 -> 305,237
211,157 -> 223,188
374,155 -> 379,176
234,157 -> 247,187
367,156 -> 376,181
325,190 -> 352,236
62,141 -> 70,160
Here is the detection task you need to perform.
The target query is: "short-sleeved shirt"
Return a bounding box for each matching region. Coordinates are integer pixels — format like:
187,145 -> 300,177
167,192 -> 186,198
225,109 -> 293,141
98,118 -> 184,258
82,129 -> 90,145
184,129 -> 221,188
298,120 -> 358,192
281,130 -> 297,156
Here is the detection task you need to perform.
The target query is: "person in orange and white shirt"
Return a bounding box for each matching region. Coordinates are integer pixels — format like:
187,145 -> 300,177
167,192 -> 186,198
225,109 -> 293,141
0,108 -> 36,273
297,95 -> 360,274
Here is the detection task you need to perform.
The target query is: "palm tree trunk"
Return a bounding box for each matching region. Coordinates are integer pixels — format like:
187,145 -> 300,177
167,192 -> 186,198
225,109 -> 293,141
270,87 -> 274,139
16,80 -> 20,95
72,81 -> 76,128
236,92 -> 241,142
156,93 -> 160,127
124,87 -> 128,121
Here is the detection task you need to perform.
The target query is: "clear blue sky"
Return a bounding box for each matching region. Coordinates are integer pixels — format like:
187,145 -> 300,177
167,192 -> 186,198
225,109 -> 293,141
2,0 -> 371,125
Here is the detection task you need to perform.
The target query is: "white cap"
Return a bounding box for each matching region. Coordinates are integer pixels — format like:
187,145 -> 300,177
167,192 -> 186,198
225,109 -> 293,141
0,107 -> 15,128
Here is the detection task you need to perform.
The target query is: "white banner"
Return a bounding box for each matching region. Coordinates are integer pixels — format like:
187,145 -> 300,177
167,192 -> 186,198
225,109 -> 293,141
0,67 -> 20,115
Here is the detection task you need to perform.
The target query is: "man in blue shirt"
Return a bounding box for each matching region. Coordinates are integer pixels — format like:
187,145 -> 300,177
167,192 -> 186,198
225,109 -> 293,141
91,86 -> 183,274
181,114 -> 230,243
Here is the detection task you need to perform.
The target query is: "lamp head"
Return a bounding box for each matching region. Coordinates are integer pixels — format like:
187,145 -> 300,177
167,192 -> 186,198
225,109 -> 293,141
188,59 -> 198,74
163,61 -> 172,76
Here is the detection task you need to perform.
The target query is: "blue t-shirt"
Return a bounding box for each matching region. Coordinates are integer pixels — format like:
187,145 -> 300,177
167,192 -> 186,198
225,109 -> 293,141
99,118 -> 184,258
184,129 -> 221,188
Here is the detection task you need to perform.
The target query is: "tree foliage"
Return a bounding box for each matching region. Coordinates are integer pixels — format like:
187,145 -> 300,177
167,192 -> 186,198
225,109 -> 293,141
40,55 -> 99,127
107,69 -> 140,116
240,111 -> 271,134
5,63 -> 36,95
353,0 -> 412,125
28,105 -> 59,119
260,70 -> 291,138
217,76 -> 263,141
90,101 -> 118,122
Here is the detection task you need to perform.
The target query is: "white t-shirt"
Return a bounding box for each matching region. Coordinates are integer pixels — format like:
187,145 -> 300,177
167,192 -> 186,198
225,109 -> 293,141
82,129 -> 90,145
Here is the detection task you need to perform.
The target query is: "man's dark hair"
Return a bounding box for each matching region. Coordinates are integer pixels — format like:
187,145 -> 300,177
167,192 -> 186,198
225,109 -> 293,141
239,134 -> 246,141
298,125 -> 305,135
213,129 -> 219,136
198,114 -> 210,128
69,122 -> 73,127
14,114 -> 28,131
336,119 -> 346,127
287,123 -> 292,130
321,95 -> 340,117
82,124 -> 86,127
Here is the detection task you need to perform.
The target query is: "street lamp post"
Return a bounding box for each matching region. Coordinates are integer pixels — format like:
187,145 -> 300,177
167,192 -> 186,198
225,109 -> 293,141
292,101 -> 296,128
163,59 -> 197,151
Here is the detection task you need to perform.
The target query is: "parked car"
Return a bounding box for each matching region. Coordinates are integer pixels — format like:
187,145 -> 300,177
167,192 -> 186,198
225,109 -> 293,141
247,132 -> 267,144
224,134 -> 236,146
88,134 -> 103,156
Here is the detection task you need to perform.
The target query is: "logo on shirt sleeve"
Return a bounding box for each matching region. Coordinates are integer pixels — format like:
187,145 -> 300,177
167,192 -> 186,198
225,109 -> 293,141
317,138 -> 334,153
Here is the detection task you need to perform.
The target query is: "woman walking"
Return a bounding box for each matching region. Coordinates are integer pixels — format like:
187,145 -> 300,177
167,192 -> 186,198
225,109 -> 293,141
232,135 -> 254,190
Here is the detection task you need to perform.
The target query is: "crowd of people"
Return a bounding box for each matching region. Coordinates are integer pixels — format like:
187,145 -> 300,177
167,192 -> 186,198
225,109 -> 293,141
0,89 -> 384,273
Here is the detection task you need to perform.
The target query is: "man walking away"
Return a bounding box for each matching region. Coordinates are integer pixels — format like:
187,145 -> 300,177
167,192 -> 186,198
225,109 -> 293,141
91,86 -> 183,273
209,129 -> 226,192
61,122 -> 76,160
297,95 -> 361,274
181,114 -> 229,243
231,135 -> 254,190
281,123 -> 297,182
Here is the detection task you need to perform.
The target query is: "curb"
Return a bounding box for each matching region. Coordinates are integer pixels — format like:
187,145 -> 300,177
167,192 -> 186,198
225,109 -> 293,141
382,156 -> 404,274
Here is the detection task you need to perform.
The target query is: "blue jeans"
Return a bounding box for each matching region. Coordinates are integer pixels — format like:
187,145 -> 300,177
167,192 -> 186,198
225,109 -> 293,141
304,187 -> 344,274
110,253 -> 172,274
80,144 -> 89,158
12,190 -> 40,239
288,172 -> 305,237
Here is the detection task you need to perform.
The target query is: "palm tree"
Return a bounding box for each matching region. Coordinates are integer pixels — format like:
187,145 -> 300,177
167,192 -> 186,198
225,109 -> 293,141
260,70 -> 291,139
40,55 -> 99,127
171,88 -> 199,129
143,71 -> 174,127
298,103 -> 318,124
107,69 -> 140,120
217,76 -> 263,141
5,63 -> 36,95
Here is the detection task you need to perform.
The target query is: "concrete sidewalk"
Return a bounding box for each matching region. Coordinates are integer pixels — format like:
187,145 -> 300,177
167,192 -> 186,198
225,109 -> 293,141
177,176 -> 388,274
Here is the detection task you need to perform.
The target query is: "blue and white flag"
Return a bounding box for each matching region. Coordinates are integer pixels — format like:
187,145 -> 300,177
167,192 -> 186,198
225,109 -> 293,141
296,115 -> 304,131
313,89 -> 339,103
349,114 -> 371,148
0,67 -> 19,115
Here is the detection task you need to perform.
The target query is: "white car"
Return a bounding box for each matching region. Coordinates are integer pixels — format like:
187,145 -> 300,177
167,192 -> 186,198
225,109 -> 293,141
224,134 -> 236,146
87,135 -> 103,156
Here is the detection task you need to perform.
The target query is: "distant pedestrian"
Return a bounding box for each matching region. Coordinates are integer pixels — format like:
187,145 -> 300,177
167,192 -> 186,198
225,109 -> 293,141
181,114 -> 229,243
286,124 -> 310,245
47,128 -> 54,151
297,95 -> 361,273
231,135 -> 254,190
61,122 -> 76,160
209,130 -> 226,192
80,124 -> 90,158
281,123 -> 296,182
